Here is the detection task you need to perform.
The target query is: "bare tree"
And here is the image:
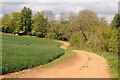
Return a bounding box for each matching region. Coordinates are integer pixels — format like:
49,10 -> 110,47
59,12 -> 68,23
41,10 -> 55,23
69,10 -> 99,42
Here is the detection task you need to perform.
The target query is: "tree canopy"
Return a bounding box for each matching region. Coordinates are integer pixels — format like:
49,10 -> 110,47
32,12 -> 49,37
1,7 -> 119,54
110,14 -> 120,29
18,7 -> 32,34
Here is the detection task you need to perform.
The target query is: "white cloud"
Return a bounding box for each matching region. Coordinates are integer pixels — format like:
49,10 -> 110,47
0,3 -> 2,14
1,0 -> 119,2
1,1 -> 118,23
17,2 -> 56,13
0,14 -> 2,17
98,14 -> 114,24
106,15 -> 114,24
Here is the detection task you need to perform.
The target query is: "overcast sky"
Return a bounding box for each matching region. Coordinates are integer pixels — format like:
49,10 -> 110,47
0,0 -> 119,24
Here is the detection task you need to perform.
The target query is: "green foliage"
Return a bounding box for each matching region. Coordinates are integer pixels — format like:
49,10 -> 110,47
47,24 -> 59,39
18,7 -> 32,33
2,27 -> 13,33
101,28 -> 118,54
26,31 -> 32,36
2,14 -> 13,33
48,26 -> 62,40
2,33 -> 64,74
0,17 -> 1,26
10,12 -> 20,32
69,10 -> 99,49
69,13 -> 119,77
1,8 -> 119,77
69,10 -> 99,42
69,13 -> 118,54
106,54 -> 118,78
110,14 -> 120,29
58,23 -> 70,40
31,30 -> 36,36
2,12 -> 20,33
47,22 -> 69,41
70,32 -> 84,48
32,12 -> 49,37
36,32 -> 42,37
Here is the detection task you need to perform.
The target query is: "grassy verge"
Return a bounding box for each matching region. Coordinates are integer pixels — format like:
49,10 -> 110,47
2,33 -> 64,74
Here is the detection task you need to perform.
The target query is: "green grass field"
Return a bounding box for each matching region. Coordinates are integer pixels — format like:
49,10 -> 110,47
2,33 -> 64,74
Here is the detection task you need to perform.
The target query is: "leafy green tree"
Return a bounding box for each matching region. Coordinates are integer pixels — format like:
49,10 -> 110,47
100,28 -> 118,54
110,14 -> 120,29
10,12 -> 20,32
2,12 -> 20,33
87,17 -> 108,50
18,7 -> 32,34
0,17 -> 1,26
32,12 -> 49,37
0,16 -> 2,31
2,14 -> 12,33
70,32 -> 85,48
48,25 -> 60,39
47,21 -> 70,41
49,24 -> 65,40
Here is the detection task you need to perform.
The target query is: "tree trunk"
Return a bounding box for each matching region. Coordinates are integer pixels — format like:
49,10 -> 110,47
80,28 -> 88,42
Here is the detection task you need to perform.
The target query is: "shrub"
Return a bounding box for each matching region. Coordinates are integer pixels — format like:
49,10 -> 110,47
108,29 -> 118,54
36,32 -> 42,37
99,28 -> 118,54
26,31 -> 32,36
69,32 -> 85,49
2,27 -> 13,33
31,30 -> 36,36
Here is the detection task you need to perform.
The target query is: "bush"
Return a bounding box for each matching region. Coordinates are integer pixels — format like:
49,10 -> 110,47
36,32 -> 42,37
108,29 -> 118,54
26,31 -> 32,36
31,30 -> 36,36
69,32 -> 85,49
2,27 -> 13,33
0,27 -> 2,32
100,28 -> 118,54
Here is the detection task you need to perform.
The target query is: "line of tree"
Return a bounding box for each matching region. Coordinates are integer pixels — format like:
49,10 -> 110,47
0,7 -> 119,54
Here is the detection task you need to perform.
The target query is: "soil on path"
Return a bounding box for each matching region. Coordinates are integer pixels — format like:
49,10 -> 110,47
1,42 -> 111,78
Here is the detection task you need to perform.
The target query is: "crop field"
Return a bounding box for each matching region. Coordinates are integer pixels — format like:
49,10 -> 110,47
2,33 -> 64,74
